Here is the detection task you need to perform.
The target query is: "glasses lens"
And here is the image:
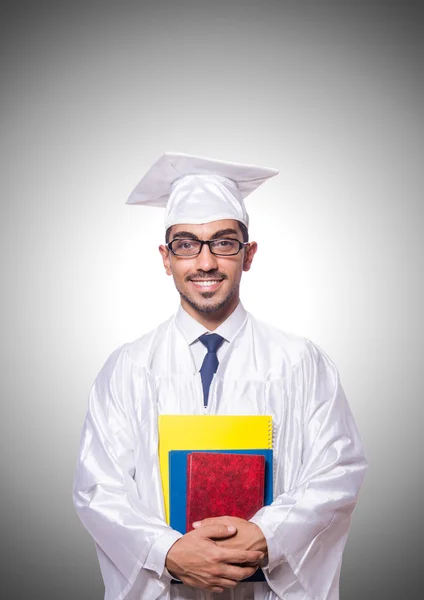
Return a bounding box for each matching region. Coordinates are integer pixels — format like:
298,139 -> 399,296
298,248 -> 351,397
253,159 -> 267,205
210,239 -> 241,255
171,239 -> 202,255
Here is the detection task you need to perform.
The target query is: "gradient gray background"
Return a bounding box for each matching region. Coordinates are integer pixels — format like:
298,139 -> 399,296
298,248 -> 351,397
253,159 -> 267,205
1,1 -> 422,598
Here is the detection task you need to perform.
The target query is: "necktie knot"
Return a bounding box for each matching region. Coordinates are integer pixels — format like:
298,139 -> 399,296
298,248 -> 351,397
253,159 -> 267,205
198,333 -> 224,353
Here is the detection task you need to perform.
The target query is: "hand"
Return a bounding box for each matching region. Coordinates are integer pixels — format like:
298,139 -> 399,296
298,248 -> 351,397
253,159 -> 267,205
165,524 -> 264,593
192,516 -> 268,556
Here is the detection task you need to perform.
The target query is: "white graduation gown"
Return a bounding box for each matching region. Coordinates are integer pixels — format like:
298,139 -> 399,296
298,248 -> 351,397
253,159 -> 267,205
73,311 -> 367,600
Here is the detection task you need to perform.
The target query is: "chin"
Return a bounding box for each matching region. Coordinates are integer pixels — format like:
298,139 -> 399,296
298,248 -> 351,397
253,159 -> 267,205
180,289 -> 235,314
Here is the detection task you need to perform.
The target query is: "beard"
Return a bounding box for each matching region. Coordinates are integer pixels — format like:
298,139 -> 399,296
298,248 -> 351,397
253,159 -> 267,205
175,269 -> 237,314
178,286 -> 237,314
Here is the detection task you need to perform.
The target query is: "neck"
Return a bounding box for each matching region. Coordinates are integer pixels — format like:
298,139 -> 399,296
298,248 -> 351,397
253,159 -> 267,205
181,295 -> 240,330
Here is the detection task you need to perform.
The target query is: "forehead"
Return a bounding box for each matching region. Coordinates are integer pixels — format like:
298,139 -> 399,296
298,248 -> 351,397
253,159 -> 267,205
169,219 -> 242,239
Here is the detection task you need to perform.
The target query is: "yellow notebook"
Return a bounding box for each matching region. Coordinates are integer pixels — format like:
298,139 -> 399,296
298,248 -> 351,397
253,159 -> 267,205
158,414 -> 273,523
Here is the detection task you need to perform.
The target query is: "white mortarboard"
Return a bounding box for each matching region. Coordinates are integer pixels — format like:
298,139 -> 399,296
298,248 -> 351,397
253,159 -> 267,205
126,152 -> 278,229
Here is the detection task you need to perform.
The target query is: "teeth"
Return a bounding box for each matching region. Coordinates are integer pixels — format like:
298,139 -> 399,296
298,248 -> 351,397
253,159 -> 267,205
192,280 -> 220,286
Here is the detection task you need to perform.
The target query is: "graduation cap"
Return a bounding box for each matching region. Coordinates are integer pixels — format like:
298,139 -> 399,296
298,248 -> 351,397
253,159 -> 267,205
126,152 -> 278,229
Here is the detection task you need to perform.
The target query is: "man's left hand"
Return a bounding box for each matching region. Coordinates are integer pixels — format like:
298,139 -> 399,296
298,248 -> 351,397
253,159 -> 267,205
192,516 -> 267,556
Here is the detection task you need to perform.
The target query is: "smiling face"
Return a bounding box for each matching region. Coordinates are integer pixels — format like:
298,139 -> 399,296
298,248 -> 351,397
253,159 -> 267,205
158,219 -> 257,328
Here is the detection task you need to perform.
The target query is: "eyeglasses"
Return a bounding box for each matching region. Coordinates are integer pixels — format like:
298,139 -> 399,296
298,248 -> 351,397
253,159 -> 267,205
167,238 -> 248,257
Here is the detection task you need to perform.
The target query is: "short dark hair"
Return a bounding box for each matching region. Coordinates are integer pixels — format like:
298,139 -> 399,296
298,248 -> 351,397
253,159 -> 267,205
165,221 -> 249,243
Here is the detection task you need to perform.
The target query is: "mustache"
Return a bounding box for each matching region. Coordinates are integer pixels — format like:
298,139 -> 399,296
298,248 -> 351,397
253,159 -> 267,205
185,270 -> 228,282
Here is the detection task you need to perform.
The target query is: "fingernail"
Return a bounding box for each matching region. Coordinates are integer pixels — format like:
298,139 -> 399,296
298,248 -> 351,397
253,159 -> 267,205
227,525 -> 236,532
192,521 -> 201,528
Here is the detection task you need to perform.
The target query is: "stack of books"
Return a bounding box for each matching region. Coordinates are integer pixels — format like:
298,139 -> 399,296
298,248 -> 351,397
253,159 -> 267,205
158,415 -> 273,583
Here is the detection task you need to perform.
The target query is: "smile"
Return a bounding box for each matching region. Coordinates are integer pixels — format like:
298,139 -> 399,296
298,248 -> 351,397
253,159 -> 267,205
190,279 -> 224,292
190,280 -> 222,287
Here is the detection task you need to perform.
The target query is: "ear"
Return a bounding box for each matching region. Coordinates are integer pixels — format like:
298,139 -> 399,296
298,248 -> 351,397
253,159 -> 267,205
158,245 -> 173,276
243,241 -> 258,272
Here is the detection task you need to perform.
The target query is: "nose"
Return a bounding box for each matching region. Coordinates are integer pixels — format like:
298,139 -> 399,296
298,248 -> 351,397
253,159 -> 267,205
194,242 -> 219,271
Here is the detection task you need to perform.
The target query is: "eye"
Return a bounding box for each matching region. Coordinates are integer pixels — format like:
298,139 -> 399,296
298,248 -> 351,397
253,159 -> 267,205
213,239 -> 237,249
171,239 -> 202,255
175,239 -> 195,250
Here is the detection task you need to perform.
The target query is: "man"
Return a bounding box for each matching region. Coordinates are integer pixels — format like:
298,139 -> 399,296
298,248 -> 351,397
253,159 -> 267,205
73,152 -> 367,600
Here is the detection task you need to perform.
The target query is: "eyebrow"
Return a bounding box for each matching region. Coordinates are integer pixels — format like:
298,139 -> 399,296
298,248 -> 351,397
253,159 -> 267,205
210,228 -> 239,239
171,228 -> 239,241
171,231 -> 200,240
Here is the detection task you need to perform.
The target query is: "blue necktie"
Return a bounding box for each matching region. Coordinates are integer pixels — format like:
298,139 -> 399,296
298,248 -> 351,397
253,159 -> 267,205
198,333 -> 225,407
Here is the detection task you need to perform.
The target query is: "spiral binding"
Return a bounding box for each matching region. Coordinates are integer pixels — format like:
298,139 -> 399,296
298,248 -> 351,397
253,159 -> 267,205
267,416 -> 273,449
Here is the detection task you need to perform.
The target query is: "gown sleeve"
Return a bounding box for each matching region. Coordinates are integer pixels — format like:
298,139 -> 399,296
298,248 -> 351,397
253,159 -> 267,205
73,346 -> 181,600
250,340 -> 368,600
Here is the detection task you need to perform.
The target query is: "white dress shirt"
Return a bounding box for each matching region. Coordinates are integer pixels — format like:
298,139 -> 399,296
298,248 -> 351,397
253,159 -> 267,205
175,301 -> 248,372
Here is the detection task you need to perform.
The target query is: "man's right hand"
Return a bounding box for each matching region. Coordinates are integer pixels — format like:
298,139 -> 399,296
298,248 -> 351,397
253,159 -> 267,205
165,524 -> 264,593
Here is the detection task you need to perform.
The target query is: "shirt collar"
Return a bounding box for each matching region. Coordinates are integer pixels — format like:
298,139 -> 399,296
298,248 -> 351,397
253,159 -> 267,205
176,302 -> 247,345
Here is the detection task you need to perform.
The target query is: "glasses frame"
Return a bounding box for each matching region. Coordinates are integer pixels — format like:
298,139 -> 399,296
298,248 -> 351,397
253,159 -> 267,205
167,238 -> 248,257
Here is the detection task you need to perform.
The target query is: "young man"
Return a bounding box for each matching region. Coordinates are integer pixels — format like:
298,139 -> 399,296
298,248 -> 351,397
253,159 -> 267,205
73,152 -> 367,600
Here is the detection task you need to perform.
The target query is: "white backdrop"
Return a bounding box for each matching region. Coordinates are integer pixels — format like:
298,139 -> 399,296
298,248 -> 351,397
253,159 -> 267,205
1,1 -> 422,598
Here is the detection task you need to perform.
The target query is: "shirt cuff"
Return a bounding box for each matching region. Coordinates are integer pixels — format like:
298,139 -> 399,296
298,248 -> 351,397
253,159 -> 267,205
143,529 -> 183,579
249,516 -> 287,572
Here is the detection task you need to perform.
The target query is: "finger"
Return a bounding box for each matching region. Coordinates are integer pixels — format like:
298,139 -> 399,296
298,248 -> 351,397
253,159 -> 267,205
218,564 -> 259,582
208,577 -> 238,591
192,517 -> 224,528
195,524 -> 237,539
220,549 -> 264,564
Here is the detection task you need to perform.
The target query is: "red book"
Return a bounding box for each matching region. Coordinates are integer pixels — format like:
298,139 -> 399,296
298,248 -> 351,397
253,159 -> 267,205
186,452 -> 265,531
